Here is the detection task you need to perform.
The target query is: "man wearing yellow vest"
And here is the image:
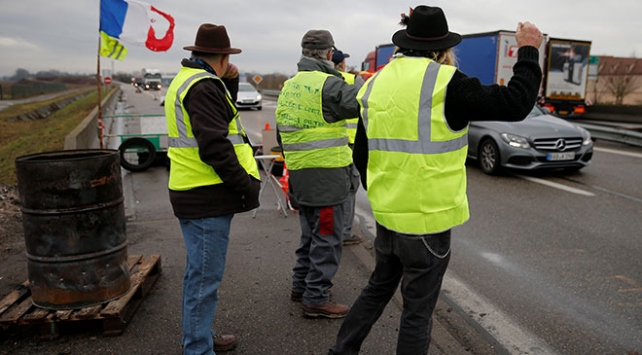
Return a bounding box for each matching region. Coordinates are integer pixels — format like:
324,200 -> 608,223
331,49 -> 365,247
330,6 -> 544,354
276,29 -> 361,319
165,23 -> 260,354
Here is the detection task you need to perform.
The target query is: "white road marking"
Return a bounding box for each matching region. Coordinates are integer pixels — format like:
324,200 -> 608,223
515,175 -> 596,196
593,147 -> 642,159
442,272 -> 559,355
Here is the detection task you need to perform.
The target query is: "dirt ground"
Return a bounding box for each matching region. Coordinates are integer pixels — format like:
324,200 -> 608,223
0,184 -> 28,301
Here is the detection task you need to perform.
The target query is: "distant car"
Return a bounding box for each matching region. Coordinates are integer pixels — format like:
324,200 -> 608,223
467,105 -> 593,174
236,82 -> 262,110
144,81 -> 162,91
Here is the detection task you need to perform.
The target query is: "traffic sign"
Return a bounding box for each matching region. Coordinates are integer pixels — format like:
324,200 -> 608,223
252,75 -> 262,84
104,77 -> 113,85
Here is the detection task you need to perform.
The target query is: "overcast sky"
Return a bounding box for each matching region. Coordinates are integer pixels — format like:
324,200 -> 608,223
1,0 -> 641,78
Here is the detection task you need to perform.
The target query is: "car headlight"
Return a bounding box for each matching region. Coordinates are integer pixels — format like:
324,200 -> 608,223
256,94 -> 262,101
580,128 -> 592,145
500,133 -> 530,149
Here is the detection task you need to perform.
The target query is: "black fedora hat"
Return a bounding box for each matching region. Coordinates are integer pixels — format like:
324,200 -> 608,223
183,23 -> 242,54
392,6 -> 461,51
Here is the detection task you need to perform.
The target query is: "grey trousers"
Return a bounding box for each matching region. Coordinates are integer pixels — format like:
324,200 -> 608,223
342,187 -> 357,239
292,200 -> 347,306
342,164 -> 360,240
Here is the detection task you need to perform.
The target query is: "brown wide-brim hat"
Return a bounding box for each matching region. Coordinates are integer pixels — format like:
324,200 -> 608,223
183,23 -> 242,54
392,6 -> 461,51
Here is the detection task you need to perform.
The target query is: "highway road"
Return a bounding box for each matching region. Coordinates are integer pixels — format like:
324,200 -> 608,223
113,83 -> 642,354
237,94 -> 642,355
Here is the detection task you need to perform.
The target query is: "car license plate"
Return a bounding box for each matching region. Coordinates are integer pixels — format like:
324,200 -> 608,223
547,152 -> 575,161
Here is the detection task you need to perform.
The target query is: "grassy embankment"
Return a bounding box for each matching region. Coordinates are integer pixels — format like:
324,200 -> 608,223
0,87 -> 111,186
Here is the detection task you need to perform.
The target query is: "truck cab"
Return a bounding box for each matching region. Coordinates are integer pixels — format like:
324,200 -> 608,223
141,68 -> 162,90
359,44 -> 396,81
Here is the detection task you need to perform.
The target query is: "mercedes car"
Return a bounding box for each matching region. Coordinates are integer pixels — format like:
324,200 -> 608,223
467,105 -> 593,175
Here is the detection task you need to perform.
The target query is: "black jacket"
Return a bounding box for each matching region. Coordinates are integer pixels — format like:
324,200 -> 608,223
353,46 -> 543,189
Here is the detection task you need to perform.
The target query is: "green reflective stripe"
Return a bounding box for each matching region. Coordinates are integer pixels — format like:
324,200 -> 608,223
278,125 -> 303,132
366,62 -> 466,154
172,72 -> 214,144
282,137 -> 349,151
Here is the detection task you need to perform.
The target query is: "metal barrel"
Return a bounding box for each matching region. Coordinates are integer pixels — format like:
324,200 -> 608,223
15,149 -> 131,310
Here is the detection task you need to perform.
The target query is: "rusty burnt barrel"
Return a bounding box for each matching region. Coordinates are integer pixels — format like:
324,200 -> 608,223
15,149 -> 130,310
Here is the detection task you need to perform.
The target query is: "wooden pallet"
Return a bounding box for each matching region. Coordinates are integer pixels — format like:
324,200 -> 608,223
0,254 -> 161,338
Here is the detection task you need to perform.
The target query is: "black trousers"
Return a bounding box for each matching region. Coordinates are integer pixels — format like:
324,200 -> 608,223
329,223 -> 451,355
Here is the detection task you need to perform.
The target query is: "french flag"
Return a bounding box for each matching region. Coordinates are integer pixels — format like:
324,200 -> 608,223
100,0 -> 175,52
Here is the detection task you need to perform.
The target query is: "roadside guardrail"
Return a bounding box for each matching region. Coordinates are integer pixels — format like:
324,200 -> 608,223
261,89 -> 280,97
576,122 -> 642,148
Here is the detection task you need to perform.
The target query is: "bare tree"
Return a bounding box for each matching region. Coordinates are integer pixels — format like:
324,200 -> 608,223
589,79 -> 603,105
597,56 -> 642,105
604,74 -> 640,105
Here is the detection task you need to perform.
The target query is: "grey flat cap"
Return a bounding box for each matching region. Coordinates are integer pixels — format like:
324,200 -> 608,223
301,29 -> 334,49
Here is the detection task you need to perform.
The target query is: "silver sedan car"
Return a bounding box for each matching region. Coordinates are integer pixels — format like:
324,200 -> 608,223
467,105 -> 593,174
236,82 -> 262,110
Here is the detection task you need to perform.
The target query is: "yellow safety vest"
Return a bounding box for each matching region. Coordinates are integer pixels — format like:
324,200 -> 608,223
339,71 -> 359,144
358,57 -> 469,234
275,71 -> 352,171
165,67 -> 259,191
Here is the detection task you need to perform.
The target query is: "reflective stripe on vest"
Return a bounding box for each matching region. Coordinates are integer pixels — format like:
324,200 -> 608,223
340,71 -> 359,144
165,67 -> 259,191
358,57 -> 469,234
360,61 -> 468,154
168,71 -> 246,148
275,71 -> 352,170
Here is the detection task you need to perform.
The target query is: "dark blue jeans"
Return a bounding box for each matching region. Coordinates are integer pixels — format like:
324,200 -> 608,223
179,215 -> 234,355
329,224 -> 451,355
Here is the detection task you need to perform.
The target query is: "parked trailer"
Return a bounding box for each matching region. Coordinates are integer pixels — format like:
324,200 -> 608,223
104,114 -> 168,172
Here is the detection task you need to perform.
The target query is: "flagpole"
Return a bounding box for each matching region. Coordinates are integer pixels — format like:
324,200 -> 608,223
96,33 -> 104,149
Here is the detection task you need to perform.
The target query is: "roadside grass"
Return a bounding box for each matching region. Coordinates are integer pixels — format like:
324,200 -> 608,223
0,87 -> 111,186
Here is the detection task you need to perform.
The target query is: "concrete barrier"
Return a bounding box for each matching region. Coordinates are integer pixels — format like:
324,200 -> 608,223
261,89 -> 281,97
64,87 -> 120,150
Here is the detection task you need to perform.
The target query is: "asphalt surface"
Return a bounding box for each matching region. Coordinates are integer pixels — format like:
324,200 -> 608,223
1,163 -> 496,354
